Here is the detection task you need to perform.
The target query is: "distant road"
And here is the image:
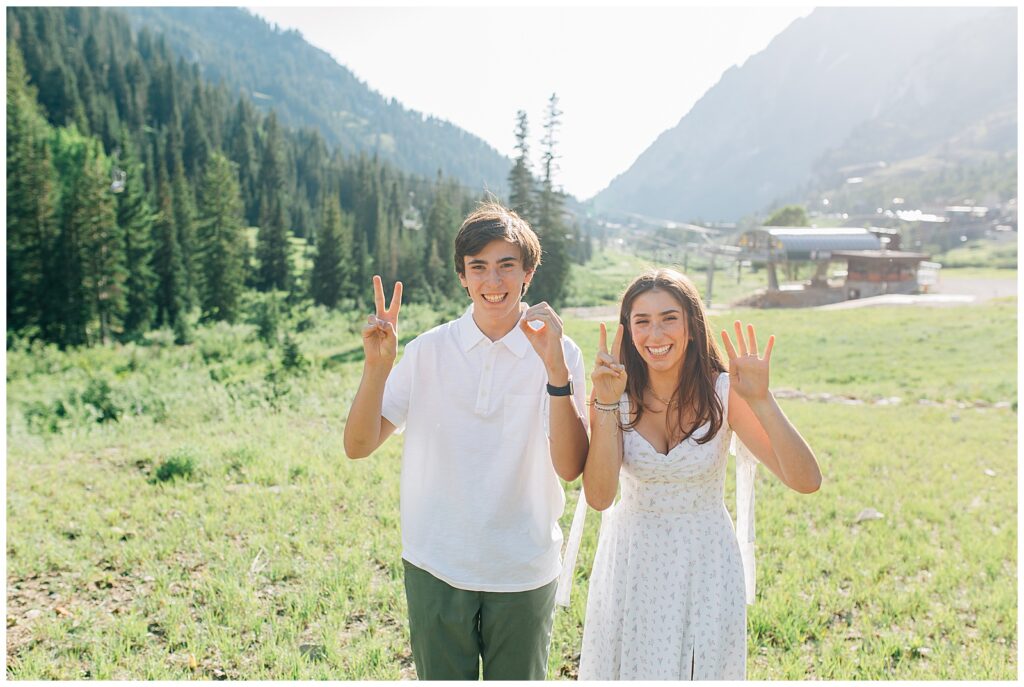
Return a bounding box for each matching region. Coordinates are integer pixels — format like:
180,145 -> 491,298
565,274 -> 1016,319
932,275 -> 1017,301
818,275 -> 1016,310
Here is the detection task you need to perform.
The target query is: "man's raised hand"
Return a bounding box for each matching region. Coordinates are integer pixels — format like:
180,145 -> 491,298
591,322 -> 627,404
519,302 -> 569,379
362,275 -> 403,366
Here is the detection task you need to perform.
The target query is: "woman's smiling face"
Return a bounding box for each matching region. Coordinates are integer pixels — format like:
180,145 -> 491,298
629,289 -> 689,375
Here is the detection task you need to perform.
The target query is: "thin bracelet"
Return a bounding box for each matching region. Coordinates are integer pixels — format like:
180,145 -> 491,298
592,400 -> 619,412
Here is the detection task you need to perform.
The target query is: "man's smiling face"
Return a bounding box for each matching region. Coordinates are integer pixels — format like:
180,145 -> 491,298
459,238 -> 534,321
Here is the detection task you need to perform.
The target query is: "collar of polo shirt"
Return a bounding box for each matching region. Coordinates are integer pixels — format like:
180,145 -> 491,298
457,304 -> 530,358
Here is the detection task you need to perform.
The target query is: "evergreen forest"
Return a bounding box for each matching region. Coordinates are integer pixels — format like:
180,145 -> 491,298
6,6 -> 593,348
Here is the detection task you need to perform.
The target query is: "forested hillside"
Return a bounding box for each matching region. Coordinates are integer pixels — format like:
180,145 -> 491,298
121,7 -> 512,194
6,7 -> 587,349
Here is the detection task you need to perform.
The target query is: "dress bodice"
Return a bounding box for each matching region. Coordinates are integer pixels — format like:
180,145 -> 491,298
617,373 -> 732,515
619,415 -> 733,516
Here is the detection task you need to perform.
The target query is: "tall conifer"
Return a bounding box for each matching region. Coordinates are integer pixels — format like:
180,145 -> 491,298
183,83 -> 211,181
117,131 -> 157,338
228,98 -> 260,225
151,187 -> 187,329
255,112 -> 291,290
531,93 -> 570,307
195,153 -> 246,321
311,195 -> 351,309
76,141 -> 125,343
6,43 -> 59,339
50,127 -> 124,344
508,110 -> 534,222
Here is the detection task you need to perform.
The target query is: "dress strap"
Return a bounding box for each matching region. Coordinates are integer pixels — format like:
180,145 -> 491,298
555,394 -> 629,607
555,486 -> 588,607
731,433 -> 757,605
721,372 -> 756,604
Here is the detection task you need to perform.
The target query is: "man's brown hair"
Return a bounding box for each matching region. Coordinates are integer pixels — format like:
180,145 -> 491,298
453,202 -> 542,278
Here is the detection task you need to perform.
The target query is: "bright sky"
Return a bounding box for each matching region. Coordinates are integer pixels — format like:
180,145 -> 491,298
248,5 -> 812,200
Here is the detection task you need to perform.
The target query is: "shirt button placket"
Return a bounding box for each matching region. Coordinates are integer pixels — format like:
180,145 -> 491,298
476,344 -> 495,414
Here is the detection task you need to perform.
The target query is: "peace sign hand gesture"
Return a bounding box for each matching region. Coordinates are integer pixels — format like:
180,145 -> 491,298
362,275 -> 403,367
720,320 -> 774,403
592,322 -> 628,404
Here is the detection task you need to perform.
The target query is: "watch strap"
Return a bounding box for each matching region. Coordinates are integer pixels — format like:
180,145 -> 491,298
546,379 -> 574,397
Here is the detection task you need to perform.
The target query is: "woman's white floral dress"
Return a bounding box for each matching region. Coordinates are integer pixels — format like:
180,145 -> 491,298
579,373 -> 748,680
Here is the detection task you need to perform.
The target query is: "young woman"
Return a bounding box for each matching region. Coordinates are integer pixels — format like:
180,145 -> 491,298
578,268 -> 821,680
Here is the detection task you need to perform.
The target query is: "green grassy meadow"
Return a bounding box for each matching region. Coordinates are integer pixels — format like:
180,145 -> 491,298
6,256 -> 1017,679
936,237 -> 1017,270
564,246 -> 770,308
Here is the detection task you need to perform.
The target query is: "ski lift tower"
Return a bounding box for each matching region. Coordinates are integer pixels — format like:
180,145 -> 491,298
701,243 -> 742,308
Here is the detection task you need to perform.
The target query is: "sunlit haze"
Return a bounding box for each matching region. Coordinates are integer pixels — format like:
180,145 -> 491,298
248,6 -> 812,200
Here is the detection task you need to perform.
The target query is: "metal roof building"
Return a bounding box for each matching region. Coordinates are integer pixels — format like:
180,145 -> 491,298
733,227 -> 882,261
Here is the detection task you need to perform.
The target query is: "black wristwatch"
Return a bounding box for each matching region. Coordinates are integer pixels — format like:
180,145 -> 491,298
546,378 -> 574,397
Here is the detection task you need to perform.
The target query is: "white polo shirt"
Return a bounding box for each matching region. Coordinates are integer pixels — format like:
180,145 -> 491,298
381,304 -> 587,592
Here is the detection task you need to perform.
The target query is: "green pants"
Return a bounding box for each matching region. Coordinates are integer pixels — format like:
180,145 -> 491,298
402,559 -> 557,680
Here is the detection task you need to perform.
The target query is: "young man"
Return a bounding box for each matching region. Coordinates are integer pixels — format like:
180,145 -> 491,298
343,202 -> 589,680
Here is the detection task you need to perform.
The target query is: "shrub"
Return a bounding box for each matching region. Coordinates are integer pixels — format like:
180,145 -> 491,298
263,366 -> 291,410
81,378 -> 122,423
281,333 -> 309,373
248,295 -> 281,346
152,450 -> 197,483
173,316 -> 193,346
23,399 -> 68,434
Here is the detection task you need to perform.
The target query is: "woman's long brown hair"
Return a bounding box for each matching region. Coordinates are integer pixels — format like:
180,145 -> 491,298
619,269 -> 728,444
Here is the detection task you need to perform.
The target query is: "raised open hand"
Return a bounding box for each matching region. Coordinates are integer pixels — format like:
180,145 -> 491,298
720,320 -> 774,402
362,275 -> 403,366
591,322 -> 627,404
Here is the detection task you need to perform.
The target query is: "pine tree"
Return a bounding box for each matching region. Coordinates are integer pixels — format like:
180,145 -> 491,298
530,93 -> 570,307
49,127 -> 88,346
195,153 -> 246,322
508,110 -> 534,222
256,196 -> 291,291
423,175 -> 458,300
350,231 -> 372,309
311,195 -> 351,309
116,131 -> 157,338
151,187 -> 187,329
148,60 -> 178,129
6,42 -> 59,340
255,112 -> 291,291
354,157 -> 382,287
182,82 -> 211,181
295,128 -> 327,242
384,178 -> 402,282
425,238 -> 446,304
162,112 -> 198,311
76,140 -> 125,343
50,127 -> 124,344
170,157 -> 197,308
228,98 -> 260,226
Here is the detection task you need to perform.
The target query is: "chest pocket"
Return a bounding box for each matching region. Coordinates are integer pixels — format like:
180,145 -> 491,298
503,393 -> 541,443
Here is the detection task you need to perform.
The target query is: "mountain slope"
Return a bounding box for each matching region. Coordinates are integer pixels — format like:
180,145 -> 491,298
807,8 -> 1017,209
592,7 -> 1015,222
122,7 -> 510,194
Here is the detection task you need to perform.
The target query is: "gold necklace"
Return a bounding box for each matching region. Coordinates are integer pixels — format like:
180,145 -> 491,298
647,388 -> 675,406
